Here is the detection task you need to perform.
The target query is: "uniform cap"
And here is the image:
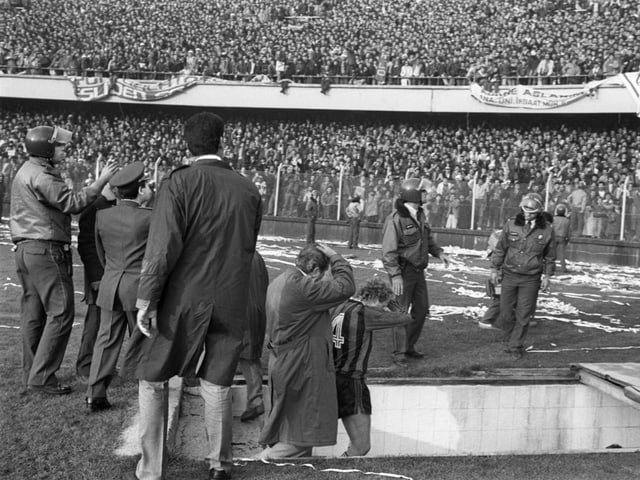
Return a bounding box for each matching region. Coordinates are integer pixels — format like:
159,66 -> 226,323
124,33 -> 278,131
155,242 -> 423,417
109,161 -> 145,188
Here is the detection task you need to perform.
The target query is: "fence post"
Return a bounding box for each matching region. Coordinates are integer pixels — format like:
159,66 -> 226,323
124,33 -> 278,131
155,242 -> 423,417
273,163 -> 283,216
470,171 -> 478,230
620,176 -> 630,241
337,165 -> 345,221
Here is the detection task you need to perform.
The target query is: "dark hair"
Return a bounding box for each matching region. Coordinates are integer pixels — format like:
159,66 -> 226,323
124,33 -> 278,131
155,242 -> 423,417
358,278 -> 393,304
295,244 -> 330,274
115,180 -> 143,200
183,112 -> 224,156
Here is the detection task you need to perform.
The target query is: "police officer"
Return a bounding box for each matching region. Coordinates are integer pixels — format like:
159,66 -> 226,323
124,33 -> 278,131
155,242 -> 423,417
553,203 -> 571,273
382,178 -> 450,362
86,162 -> 153,411
10,125 -> 117,394
491,193 -> 555,360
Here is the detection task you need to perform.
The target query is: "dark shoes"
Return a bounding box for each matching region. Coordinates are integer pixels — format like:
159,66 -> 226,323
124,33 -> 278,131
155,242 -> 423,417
28,383 -> 72,395
503,348 -> 523,360
478,320 -> 496,329
404,349 -> 425,359
392,354 -> 409,368
209,469 -> 230,480
86,397 -> 112,412
240,405 -> 265,422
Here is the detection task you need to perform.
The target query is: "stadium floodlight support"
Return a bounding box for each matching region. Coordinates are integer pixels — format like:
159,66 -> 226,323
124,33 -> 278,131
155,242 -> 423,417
620,175 -> 630,241
470,171 -> 479,230
544,164 -> 568,212
95,156 -> 101,182
273,163 -> 284,216
336,165 -> 345,221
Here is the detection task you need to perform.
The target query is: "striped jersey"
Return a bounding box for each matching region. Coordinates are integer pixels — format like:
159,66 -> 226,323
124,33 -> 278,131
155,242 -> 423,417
331,299 -> 411,379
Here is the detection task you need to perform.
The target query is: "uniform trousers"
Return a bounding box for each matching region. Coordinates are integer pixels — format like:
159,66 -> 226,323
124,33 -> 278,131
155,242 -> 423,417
86,308 -> 135,399
393,264 -> 429,353
238,358 -> 264,410
555,238 -> 568,272
15,240 -> 74,388
499,271 -> 541,352
306,216 -> 316,243
76,301 -> 101,378
348,217 -> 360,248
136,379 -> 233,480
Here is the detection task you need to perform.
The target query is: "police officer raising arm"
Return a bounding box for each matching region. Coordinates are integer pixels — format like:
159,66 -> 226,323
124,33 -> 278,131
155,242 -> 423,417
10,125 -> 118,395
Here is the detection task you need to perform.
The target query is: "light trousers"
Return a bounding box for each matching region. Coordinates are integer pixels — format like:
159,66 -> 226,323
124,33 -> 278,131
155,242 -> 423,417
136,379 -> 233,480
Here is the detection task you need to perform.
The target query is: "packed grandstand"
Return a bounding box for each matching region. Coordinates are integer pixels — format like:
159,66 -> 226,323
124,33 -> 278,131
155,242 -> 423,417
1,0 -> 639,242
1,0 -> 639,85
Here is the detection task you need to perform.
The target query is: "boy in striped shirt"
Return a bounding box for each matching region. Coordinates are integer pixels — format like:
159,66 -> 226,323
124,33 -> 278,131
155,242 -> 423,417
330,278 -> 411,456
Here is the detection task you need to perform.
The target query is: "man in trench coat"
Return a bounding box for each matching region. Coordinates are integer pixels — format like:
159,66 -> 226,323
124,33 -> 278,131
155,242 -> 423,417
129,112 -> 262,480
258,243 -> 355,459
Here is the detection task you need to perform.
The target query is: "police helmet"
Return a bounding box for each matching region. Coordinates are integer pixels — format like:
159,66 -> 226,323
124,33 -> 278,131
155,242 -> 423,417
25,126 -> 72,159
400,178 -> 423,203
519,194 -> 543,214
555,203 -> 567,216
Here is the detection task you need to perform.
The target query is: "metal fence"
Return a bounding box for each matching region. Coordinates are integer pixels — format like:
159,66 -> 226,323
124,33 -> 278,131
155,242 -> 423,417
210,164 -> 640,243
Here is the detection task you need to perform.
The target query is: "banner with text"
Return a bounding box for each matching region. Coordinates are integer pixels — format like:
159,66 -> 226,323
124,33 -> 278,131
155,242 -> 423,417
69,75 -> 200,101
471,72 -> 640,115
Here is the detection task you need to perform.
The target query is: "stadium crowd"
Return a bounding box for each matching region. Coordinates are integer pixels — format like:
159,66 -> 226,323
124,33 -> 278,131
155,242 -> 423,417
1,107 -> 639,240
1,0 -> 640,85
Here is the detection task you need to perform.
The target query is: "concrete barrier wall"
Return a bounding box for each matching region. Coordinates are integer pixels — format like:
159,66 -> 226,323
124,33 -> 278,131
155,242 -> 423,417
261,216 -> 640,267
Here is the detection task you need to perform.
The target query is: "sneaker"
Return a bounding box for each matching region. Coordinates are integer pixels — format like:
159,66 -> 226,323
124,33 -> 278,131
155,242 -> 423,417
478,320 -> 495,329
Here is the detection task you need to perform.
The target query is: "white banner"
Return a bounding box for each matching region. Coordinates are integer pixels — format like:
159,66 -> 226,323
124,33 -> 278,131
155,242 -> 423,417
69,74 -> 200,101
470,83 -> 592,109
471,72 -> 640,115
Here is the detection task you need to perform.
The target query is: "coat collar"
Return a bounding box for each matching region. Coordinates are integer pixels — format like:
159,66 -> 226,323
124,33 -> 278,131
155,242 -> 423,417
193,155 -> 232,170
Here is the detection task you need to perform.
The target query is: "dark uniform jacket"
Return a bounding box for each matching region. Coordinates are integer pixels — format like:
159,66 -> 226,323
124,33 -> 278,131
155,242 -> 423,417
552,215 -> 571,242
492,214 -> 555,276
77,195 -> 114,304
95,199 -> 152,311
128,157 -> 262,385
382,198 -> 444,278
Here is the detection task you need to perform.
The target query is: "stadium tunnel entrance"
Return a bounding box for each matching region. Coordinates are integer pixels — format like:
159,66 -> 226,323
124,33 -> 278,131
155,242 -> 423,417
117,364 -> 640,459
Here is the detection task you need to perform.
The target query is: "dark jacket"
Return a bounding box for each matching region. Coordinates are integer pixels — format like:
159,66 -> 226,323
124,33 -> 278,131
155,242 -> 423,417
382,198 -> 444,278
553,215 -> 571,242
492,213 -> 555,276
128,157 -> 262,385
95,199 -> 152,311
10,157 -> 99,243
239,252 -> 269,361
77,195 -> 114,304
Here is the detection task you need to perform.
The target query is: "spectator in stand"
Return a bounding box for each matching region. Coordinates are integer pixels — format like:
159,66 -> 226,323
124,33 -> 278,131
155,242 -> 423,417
346,195 -> 364,249
567,181 -> 588,237
363,190 -> 380,223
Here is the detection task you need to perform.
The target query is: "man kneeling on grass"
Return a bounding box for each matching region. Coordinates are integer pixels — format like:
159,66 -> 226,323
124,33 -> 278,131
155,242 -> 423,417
330,278 -> 412,456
